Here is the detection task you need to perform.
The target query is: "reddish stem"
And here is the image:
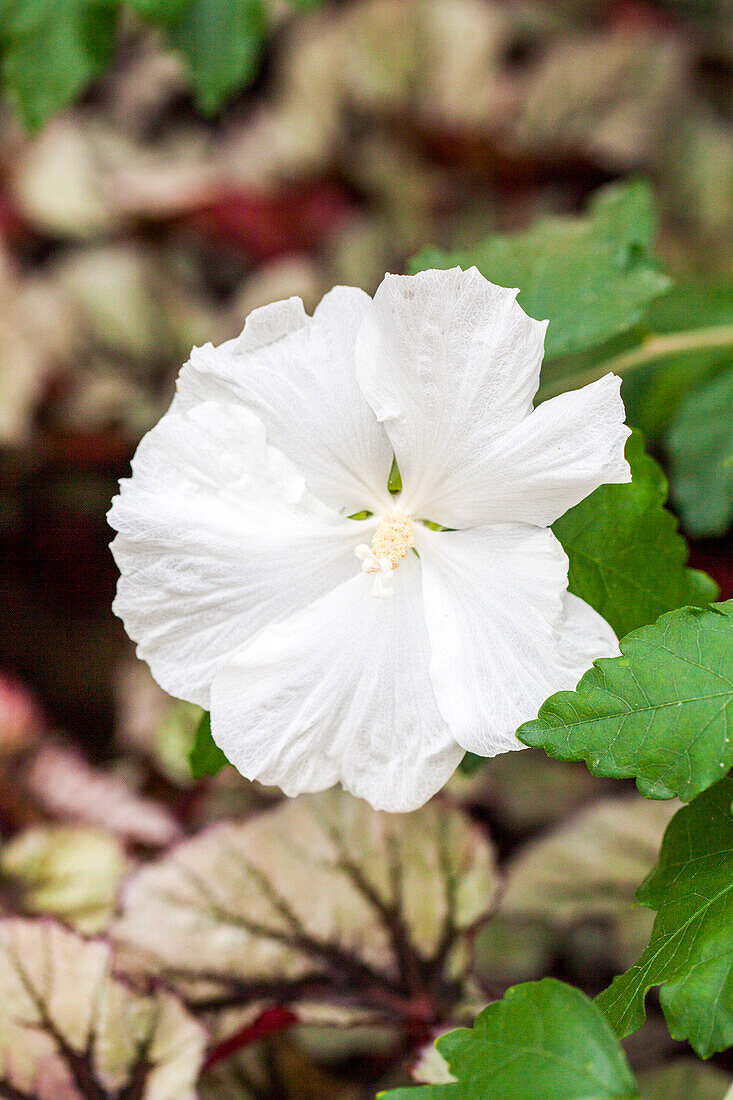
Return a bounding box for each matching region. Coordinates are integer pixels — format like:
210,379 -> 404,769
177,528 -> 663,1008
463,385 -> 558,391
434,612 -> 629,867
203,1006 -> 299,1071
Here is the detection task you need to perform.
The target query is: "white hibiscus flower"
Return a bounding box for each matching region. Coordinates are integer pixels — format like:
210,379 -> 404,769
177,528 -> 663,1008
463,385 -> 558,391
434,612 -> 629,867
109,267 -> 630,812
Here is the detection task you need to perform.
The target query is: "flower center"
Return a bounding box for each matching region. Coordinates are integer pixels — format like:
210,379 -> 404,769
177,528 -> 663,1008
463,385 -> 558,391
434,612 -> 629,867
355,510 -> 414,599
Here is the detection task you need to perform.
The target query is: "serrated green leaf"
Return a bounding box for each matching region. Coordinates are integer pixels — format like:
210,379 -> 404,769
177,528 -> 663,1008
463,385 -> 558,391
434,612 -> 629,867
167,0 -> 268,113
189,710 -> 229,779
520,602 -> 733,802
0,0 -> 117,132
597,778 -> 733,1057
409,181 -> 669,360
553,431 -> 718,639
380,979 -> 640,1099
666,367 -> 733,537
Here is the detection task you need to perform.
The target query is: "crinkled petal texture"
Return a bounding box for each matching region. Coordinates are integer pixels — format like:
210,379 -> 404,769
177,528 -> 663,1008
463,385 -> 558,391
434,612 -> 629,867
356,268 -> 630,527
416,525 -> 620,756
109,400 -> 367,710
211,554 -> 463,812
174,287 -> 393,515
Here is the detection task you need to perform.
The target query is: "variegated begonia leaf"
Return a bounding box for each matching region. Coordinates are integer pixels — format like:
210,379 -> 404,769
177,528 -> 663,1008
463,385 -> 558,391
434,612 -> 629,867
0,673 -> 43,756
500,795 -> 678,968
114,657 -> 200,787
25,744 -> 181,848
471,796 -> 678,993
452,746 -> 602,834
0,825 -> 127,934
113,790 -> 498,1020
0,918 -> 205,1099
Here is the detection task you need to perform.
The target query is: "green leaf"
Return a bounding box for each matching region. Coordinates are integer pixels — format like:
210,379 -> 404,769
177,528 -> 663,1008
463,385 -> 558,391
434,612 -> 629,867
189,710 -> 229,779
457,752 -> 484,776
597,778 -> 733,1057
380,979 -> 640,1099
167,0 -> 268,114
553,431 -> 718,640
1,0 -> 324,129
27,744 -> 181,846
667,367 -> 733,538
0,0 -> 117,132
409,181 -> 669,360
520,602 -> 733,802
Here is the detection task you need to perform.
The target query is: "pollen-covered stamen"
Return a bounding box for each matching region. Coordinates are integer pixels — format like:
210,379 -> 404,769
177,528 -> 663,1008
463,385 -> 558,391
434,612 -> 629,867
370,509 -> 415,568
355,510 -> 414,598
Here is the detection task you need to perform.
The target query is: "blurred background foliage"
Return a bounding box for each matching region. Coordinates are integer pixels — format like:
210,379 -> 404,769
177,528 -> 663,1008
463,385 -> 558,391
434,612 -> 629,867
0,0 -> 732,1096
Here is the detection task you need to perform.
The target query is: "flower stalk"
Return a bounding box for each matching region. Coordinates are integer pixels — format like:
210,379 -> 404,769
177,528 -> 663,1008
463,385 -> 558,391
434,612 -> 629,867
539,321 -> 733,400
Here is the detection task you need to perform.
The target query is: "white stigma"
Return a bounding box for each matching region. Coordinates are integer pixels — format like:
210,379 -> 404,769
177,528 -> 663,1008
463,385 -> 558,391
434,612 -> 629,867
355,510 -> 414,599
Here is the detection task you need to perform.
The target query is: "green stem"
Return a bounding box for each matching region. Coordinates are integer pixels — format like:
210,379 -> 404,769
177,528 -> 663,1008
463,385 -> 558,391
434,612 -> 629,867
539,322 -> 733,400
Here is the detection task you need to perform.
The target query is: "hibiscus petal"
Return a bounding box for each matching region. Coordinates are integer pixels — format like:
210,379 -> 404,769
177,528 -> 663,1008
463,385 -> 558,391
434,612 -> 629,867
109,400 -> 367,709
175,288 -> 393,514
556,591 -> 621,667
417,525 -> 619,756
430,373 -> 631,528
210,554 -> 463,812
355,267 -> 546,523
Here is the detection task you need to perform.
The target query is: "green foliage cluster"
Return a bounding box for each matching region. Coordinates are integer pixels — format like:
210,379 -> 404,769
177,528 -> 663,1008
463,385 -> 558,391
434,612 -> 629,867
381,182 -> 733,1096
412,180 -> 733,541
0,0 -> 317,130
